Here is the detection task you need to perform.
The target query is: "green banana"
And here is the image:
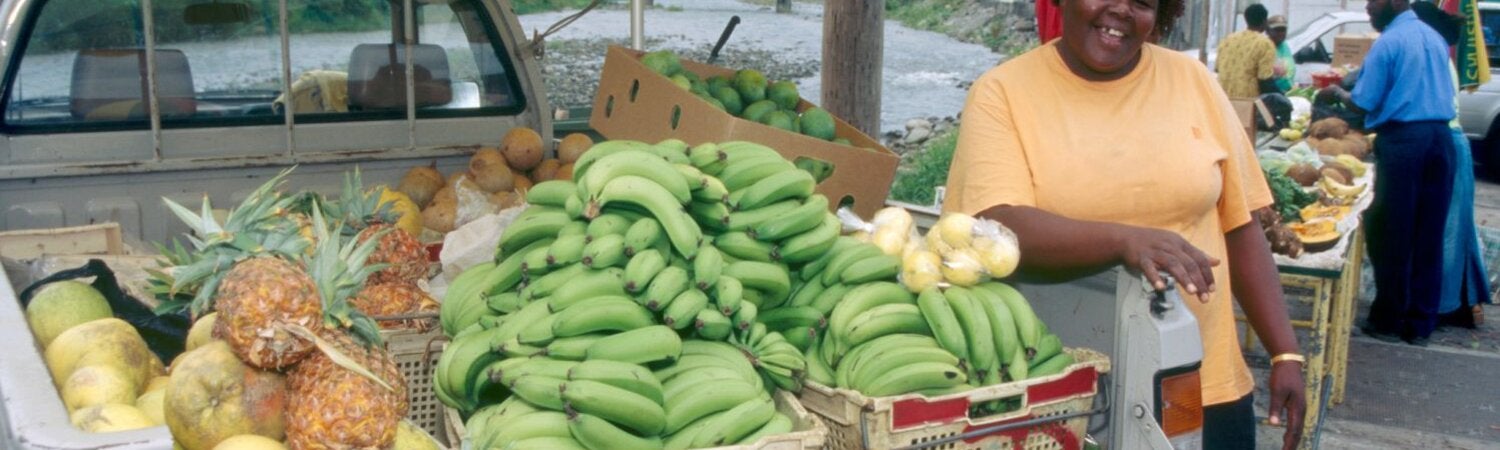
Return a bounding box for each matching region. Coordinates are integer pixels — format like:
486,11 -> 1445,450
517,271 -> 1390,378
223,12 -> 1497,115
653,355 -> 754,388
527,180 -> 579,207
1006,348 -> 1028,382
917,287 -> 970,363
731,169 -> 815,211
834,333 -> 939,388
589,175 -> 701,259
690,395 -> 776,447
720,156 -> 794,191
784,325 -> 816,352
623,217 -> 663,256
725,199 -> 800,233
573,139 -> 654,176
663,378 -> 763,434
585,325 -> 683,364
840,254 -> 901,284
844,303 -> 931,347
714,276 -> 744,315
971,285 -> 1022,364
714,231 -> 778,262
568,413 -> 665,450
946,287 -> 998,381
718,141 -> 783,164
499,210 -> 574,257
509,375 -> 567,411
742,289 -> 767,308
692,245 -> 725,291
521,263 -> 587,301
545,335 -> 606,360
674,163 -> 707,190
1029,352 -> 1076,379
567,359 -> 665,405
736,412 -> 793,445
642,266 -> 691,310
794,156 -> 836,183
507,437 -> 589,450
799,236 -> 860,281
979,282 -> 1042,354
486,292 -> 525,314
482,411 -> 572,448
577,150 -> 691,204
810,283 -> 856,317
695,309 -> 734,340
562,379 -> 667,435
624,249 -> 668,293
585,213 -> 634,241
688,141 -> 724,171
732,301 -> 758,332
552,297 -> 657,336
522,245 -> 553,276
758,305 -> 825,332
724,261 -> 792,306
581,233 -> 627,269
689,201 -> 731,231
850,346 -> 963,392
860,361 -> 968,397
804,335 -> 836,386
821,243 -> 882,286
650,140 -> 692,165
546,234 -> 588,267
787,277 -> 826,308
663,288 -> 710,330
828,282 -> 914,343
557,220 -> 588,237
544,268 -> 627,311
518,314 -> 559,346
565,194 -> 586,218
1030,333 -> 1063,365
752,194 -> 828,241
694,176 -> 729,203
441,262 -> 498,336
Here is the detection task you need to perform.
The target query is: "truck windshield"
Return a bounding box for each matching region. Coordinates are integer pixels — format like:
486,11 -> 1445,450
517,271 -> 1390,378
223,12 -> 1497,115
2,0 -> 525,133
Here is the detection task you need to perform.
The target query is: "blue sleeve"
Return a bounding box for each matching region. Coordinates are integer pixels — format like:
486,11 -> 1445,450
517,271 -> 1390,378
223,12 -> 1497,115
1351,39 -> 1393,111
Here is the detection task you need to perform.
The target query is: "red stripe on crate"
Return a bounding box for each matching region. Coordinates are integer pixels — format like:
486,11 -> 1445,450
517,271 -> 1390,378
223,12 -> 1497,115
890,396 -> 971,430
962,421 -> 1080,449
1027,366 -> 1097,404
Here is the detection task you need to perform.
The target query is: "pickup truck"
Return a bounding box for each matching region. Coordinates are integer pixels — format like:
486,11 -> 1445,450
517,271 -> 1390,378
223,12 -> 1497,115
0,0 -> 1205,448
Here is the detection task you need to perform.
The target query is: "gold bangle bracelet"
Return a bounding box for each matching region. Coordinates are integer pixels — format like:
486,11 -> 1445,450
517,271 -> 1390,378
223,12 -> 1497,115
1270,353 -> 1305,365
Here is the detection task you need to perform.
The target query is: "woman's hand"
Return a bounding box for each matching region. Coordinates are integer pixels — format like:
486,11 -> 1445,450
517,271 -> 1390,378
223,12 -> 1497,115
1267,361 -> 1307,450
1113,226 -> 1219,302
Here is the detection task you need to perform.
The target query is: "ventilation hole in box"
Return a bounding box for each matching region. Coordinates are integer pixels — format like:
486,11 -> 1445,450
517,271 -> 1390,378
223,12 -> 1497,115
670,105 -> 682,130
630,79 -> 640,102
838,195 -> 856,210
792,156 -> 835,184
605,96 -> 615,118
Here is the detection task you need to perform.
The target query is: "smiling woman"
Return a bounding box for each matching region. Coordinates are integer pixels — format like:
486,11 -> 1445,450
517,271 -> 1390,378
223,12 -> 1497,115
943,0 -> 1306,449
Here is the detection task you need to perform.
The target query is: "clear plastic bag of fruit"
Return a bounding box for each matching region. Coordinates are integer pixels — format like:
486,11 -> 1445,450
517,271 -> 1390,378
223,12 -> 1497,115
837,205 -> 919,256
926,213 -> 1021,287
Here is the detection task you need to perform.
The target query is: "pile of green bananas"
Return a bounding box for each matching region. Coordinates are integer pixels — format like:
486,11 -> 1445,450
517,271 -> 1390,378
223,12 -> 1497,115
435,139 -> 847,449
778,235 -> 1077,396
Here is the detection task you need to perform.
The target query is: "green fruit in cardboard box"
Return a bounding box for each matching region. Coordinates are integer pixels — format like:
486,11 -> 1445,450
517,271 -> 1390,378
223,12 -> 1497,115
642,50 -> 682,77
742,100 -> 778,123
833,137 -> 852,146
699,93 -> 727,112
767,81 -> 800,111
707,75 -> 731,93
670,74 -> 692,91
762,111 -> 796,132
735,69 -> 768,104
713,86 -> 744,116
800,107 -> 837,141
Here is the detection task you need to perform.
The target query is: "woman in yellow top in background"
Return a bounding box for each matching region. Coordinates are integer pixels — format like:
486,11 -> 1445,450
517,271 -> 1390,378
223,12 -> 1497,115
943,0 -> 1306,448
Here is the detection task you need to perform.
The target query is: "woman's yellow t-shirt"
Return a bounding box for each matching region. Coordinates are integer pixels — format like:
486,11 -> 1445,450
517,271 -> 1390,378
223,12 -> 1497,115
944,42 -> 1274,405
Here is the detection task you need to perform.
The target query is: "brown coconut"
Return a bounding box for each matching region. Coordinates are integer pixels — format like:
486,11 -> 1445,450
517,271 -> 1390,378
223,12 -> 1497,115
500,127 -> 545,171
430,187 -> 457,207
557,133 -> 593,164
1308,117 -> 1350,140
1338,134 -> 1370,160
511,168 -> 534,193
1286,163 -> 1321,187
555,163 -> 575,182
488,191 -> 524,209
1321,165 -> 1353,185
469,147 -> 515,193
531,159 -> 562,182
422,203 -> 457,232
1310,136 -> 1351,157
396,163 -> 444,208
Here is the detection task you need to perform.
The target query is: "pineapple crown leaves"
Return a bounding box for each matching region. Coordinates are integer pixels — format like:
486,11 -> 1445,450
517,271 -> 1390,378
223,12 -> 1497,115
147,239 -> 201,315
306,202 -> 389,348
336,167 -> 398,233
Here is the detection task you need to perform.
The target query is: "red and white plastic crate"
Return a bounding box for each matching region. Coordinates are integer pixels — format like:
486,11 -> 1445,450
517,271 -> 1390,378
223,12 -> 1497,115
798,348 -> 1109,450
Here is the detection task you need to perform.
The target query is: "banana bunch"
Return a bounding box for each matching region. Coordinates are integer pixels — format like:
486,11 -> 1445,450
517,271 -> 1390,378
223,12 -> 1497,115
458,355 -> 671,450
655,341 -> 794,449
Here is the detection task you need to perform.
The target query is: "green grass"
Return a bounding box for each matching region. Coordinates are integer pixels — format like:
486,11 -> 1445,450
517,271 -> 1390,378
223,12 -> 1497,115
513,0 -> 598,15
884,0 -> 1038,55
889,130 -> 957,206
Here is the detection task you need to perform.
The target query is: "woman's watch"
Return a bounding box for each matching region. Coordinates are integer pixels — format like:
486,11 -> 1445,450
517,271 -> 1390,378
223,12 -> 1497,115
1270,353 -> 1305,366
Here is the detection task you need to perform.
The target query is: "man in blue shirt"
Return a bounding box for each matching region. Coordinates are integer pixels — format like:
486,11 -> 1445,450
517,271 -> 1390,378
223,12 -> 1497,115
1321,0 -> 1457,346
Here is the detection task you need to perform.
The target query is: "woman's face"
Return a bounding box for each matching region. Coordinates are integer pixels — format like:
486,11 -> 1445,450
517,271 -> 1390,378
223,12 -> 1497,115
1057,0 -> 1159,81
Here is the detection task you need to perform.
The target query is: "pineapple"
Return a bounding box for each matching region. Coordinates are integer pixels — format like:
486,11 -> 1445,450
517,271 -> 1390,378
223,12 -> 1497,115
286,201 -> 407,450
162,169 -> 319,369
338,169 -> 428,286
351,283 -> 439,332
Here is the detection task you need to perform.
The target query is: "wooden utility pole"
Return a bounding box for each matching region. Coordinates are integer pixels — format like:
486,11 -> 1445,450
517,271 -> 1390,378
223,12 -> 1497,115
776,0 -> 792,13
822,0 -> 883,137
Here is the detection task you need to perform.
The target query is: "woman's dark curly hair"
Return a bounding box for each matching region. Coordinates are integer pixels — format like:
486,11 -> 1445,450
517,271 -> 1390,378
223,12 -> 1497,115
1052,0 -> 1187,39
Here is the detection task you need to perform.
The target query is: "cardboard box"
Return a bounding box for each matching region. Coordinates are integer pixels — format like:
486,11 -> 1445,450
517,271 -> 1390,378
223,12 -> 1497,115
1332,33 -> 1378,69
1231,98 -> 1256,141
589,45 -> 899,218
0,223 -> 124,260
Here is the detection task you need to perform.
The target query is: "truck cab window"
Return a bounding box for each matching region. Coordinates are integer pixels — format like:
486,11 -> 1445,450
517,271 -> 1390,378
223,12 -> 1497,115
3,0 -> 523,132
